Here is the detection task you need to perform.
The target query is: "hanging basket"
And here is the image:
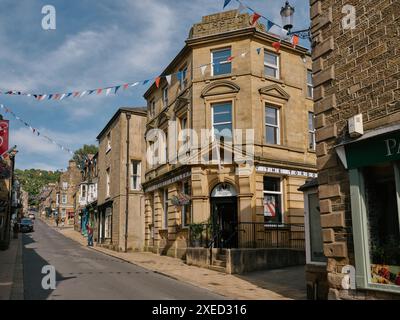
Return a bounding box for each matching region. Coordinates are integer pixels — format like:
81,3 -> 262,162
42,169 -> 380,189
171,193 -> 191,207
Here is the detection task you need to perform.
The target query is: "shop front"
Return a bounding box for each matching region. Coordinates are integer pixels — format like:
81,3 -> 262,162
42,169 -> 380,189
337,126 -> 400,294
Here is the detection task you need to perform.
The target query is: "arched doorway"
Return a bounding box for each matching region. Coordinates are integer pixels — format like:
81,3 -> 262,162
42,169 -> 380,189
210,183 -> 238,248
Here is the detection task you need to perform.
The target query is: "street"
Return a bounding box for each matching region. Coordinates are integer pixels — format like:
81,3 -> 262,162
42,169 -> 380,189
22,220 -> 224,300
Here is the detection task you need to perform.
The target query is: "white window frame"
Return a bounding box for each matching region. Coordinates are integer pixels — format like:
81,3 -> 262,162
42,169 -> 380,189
162,86 -> 169,108
106,168 -> 111,198
265,105 -> 280,145
308,112 -> 316,151
81,184 -> 87,199
62,182 -> 68,190
179,66 -> 188,91
307,70 -> 314,99
61,194 -> 67,205
211,47 -> 232,77
163,189 -> 168,230
263,177 -> 284,226
130,160 -> 141,191
106,132 -> 112,153
264,51 -> 280,79
211,102 -> 233,142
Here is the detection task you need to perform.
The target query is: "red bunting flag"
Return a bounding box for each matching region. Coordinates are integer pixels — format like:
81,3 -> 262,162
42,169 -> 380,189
73,92 -> 80,97
227,56 -> 234,62
272,42 -> 281,53
155,77 -> 161,88
97,88 -> 103,94
54,94 -> 60,100
123,83 -> 129,90
251,13 -> 261,26
292,35 -> 299,48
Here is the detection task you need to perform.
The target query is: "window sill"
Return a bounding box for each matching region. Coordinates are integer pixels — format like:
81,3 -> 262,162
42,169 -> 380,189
306,97 -> 314,102
263,76 -> 283,84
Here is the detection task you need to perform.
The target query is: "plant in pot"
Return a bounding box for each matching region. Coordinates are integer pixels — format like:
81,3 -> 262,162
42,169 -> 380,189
189,223 -> 205,247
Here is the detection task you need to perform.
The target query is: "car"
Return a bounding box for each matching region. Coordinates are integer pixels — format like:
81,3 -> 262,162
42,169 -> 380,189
19,218 -> 34,233
28,213 -> 36,220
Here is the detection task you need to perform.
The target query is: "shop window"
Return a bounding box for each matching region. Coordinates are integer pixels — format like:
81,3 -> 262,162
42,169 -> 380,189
363,164 -> 400,289
263,177 -> 283,224
212,48 -> 232,76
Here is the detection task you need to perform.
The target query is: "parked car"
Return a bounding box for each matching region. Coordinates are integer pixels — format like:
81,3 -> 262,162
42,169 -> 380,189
28,212 -> 36,220
19,218 -> 34,233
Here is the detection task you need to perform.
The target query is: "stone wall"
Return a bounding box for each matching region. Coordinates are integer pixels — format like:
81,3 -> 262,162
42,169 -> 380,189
310,0 -> 400,299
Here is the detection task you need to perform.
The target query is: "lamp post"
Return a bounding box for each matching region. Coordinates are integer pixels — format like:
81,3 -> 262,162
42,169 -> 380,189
280,1 -> 311,41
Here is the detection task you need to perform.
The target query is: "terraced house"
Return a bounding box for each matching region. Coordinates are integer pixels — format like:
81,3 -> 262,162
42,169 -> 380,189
143,10 -> 316,273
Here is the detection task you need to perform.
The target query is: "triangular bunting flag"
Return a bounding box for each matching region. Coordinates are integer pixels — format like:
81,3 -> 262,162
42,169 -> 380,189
256,48 -> 262,55
54,94 -> 60,100
73,92 -> 80,97
48,94 -> 53,100
131,82 -> 139,87
200,65 -> 207,76
266,20 -> 275,31
251,13 -> 261,26
227,56 -> 234,62
223,0 -> 231,9
97,89 -> 103,94
114,86 -> 121,94
240,52 -> 248,58
292,35 -> 299,48
143,80 -> 149,85
80,91 -> 87,97
67,93 -> 73,98
166,75 -> 172,86
123,83 -> 129,90
236,3 -> 247,18
272,42 -> 281,53
106,88 -> 112,96
88,90 -> 95,95
155,77 -> 161,88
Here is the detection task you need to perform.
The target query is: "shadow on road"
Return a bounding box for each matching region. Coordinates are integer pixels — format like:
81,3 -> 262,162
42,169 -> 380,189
22,234 -> 76,300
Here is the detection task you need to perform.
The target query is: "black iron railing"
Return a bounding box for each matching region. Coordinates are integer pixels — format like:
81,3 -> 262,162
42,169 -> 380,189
188,222 -> 305,250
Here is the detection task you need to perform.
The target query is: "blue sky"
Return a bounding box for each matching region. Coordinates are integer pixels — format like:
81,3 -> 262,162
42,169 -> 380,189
0,0 -> 310,171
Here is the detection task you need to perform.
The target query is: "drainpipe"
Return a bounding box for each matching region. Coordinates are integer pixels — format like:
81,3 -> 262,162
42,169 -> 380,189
125,113 -> 131,253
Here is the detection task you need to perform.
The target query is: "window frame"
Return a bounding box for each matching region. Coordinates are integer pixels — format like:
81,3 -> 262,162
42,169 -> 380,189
106,168 -> 111,198
264,50 -> 280,79
181,181 -> 192,228
211,47 -> 232,77
130,160 -> 142,191
263,176 -> 284,226
61,194 -> 67,205
307,69 -> 314,99
349,162 -> 400,294
265,105 -> 281,145
162,86 -> 169,108
308,112 -> 316,151
211,101 -> 233,142
179,66 -> 188,91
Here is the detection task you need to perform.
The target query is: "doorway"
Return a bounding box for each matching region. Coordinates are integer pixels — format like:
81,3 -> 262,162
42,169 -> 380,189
210,183 -> 238,248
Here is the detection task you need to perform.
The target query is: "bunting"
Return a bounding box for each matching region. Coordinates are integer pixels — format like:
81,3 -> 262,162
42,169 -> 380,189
0,104 -> 74,155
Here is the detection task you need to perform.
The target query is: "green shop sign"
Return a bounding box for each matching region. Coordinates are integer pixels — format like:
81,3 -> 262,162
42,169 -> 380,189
345,130 -> 400,169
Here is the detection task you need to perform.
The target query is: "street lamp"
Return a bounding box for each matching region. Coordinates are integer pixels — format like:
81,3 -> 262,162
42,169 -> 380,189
280,1 -> 311,41
280,1 -> 295,32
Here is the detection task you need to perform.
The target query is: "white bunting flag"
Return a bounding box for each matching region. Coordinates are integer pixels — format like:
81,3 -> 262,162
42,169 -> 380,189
59,93 -> 66,100
80,91 -> 87,98
41,95 -> 47,101
166,75 -> 172,86
240,52 -> 248,58
200,65 -> 207,76
106,88 -> 112,96
268,25 -> 289,40
131,82 -> 139,87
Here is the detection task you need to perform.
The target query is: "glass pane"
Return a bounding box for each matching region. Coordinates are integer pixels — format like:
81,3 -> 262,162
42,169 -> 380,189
265,66 -> 277,78
264,177 -> 280,192
308,193 -> 327,263
214,124 -> 233,140
213,62 -> 232,75
213,111 -> 231,124
309,132 -> 315,150
307,70 -> 313,84
308,86 -> 313,98
264,194 -> 282,224
364,164 -> 400,287
265,52 -> 278,66
213,49 -> 231,62
266,126 -> 277,144
266,107 -> 278,125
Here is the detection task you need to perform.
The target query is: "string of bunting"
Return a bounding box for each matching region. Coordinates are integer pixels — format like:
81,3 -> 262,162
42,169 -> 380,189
0,0 -> 300,103
0,104 -> 74,155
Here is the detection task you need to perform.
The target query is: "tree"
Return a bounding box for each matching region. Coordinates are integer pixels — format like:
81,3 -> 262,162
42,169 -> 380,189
72,144 -> 98,169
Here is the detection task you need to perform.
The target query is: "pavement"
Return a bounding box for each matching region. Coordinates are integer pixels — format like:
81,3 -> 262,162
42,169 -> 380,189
43,218 -> 307,300
0,233 -> 24,300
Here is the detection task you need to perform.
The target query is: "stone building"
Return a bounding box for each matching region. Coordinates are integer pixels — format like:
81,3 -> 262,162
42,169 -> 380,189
55,160 -> 81,226
308,0 -> 400,299
96,107 -> 147,252
142,10 -> 316,271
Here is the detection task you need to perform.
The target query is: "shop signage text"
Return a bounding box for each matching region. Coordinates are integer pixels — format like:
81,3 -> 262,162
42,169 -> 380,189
256,166 -> 317,178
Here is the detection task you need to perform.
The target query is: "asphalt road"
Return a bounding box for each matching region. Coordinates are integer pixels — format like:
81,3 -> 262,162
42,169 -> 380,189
22,220 -> 224,300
